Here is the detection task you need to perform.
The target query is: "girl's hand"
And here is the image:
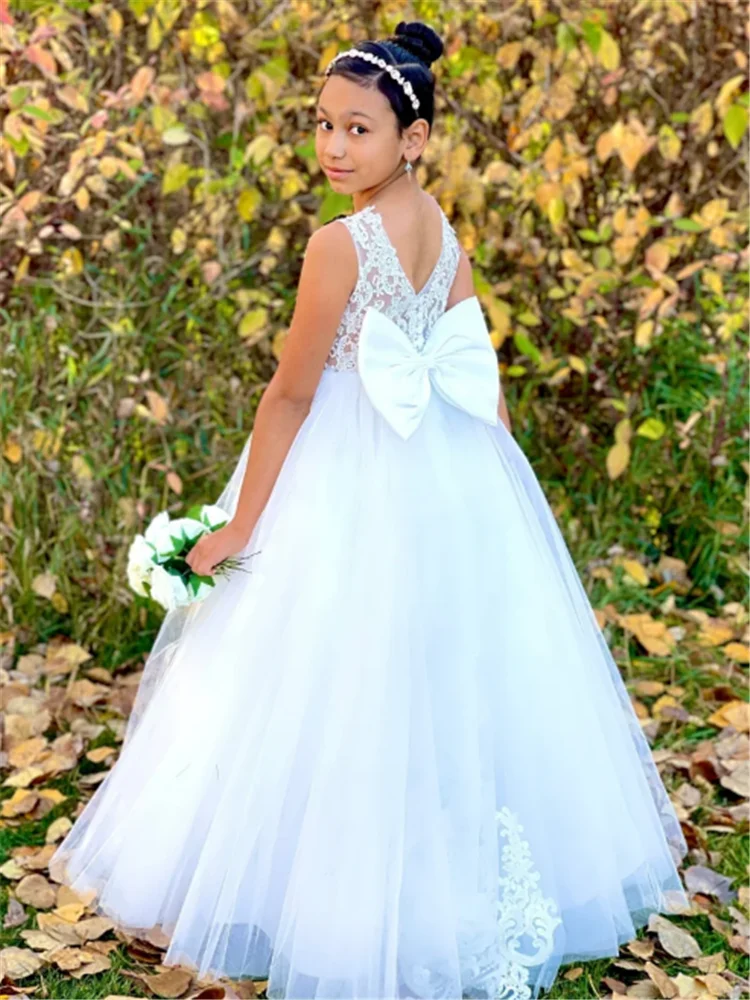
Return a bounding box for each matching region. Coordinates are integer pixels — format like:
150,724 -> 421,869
185,521 -> 249,577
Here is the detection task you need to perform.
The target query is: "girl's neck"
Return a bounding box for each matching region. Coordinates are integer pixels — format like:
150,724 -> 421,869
352,165 -> 422,214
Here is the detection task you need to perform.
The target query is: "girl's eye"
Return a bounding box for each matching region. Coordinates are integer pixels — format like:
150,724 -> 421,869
317,120 -> 367,135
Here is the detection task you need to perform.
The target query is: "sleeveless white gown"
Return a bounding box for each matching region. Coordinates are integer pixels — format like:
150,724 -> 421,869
49,202 -> 690,1000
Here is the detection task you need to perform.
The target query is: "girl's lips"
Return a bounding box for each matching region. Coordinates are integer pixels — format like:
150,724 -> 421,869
326,167 -> 352,176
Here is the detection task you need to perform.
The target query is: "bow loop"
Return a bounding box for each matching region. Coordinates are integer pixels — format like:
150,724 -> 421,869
356,296 -> 500,440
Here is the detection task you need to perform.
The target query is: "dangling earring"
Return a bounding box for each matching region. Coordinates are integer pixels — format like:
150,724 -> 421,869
405,161 -> 413,173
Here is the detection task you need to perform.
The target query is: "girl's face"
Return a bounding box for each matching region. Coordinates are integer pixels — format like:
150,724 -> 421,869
315,74 -> 426,193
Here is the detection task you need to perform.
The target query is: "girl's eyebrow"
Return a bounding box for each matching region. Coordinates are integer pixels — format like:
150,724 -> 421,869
317,105 -> 375,120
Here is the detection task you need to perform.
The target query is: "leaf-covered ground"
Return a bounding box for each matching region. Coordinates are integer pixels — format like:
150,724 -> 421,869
1,558 -> 748,998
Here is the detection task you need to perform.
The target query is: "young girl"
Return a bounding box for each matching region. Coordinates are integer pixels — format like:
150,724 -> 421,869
49,21 -> 690,1000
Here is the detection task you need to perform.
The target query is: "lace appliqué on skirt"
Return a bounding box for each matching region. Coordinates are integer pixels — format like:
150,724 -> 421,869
402,807 -> 561,1000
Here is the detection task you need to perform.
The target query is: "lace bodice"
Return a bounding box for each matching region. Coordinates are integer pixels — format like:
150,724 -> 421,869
324,202 -> 462,372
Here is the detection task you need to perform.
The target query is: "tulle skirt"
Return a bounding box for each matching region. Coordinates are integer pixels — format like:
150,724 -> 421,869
49,366 -> 690,1000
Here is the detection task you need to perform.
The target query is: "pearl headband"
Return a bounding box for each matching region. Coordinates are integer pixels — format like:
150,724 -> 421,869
324,48 -> 420,112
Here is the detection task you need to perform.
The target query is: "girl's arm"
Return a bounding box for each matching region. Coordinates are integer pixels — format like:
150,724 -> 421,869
229,222 -> 358,543
445,249 -> 512,436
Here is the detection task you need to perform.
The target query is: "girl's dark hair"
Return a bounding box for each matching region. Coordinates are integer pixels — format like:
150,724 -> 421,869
321,21 -> 444,156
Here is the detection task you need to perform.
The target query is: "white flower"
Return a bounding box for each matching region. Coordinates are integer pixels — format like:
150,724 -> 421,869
146,515 -> 206,561
199,504 -> 230,529
143,510 -> 170,545
126,533 -> 155,596
150,564 -> 190,611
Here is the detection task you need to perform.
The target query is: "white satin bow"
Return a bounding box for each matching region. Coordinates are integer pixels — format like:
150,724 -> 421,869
357,295 -> 500,441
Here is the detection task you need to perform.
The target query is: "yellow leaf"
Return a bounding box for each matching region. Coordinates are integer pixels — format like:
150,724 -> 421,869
657,125 -> 681,163
239,308 -> 268,341
701,269 -> 723,296
708,699 -> 749,730
619,613 -> 675,657
97,156 -> 120,179
715,74 -> 745,117
517,310 -> 541,327
51,592 -> 69,614
71,454 -> 93,482
636,417 -> 665,440
162,162 -> 190,195
107,8 -> 123,37
497,41 -> 523,70
689,101 -> 713,141
645,242 -> 670,276
700,198 -> 729,227
595,127 -> 617,163
619,559 -> 650,586
14,254 -> 30,283
1,789 -> 39,818
722,642 -> 750,664
58,247 -> 83,277
652,694 -> 681,719
543,137 -> 564,174
486,298 -> 511,346
635,320 -> 654,348
271,327 -> 287,361
33,427 -> 63,458
618,121 -> 653,173
696,623 -> 735,647
606,441 -> 630,480
244,134 -> 276,167
237,187 -> 261,222
639,286 -> 665,317
317,41 -> 339,76
162,126 -> 191,146
598,30 -> 621,71
266,226 -> 287,255
171,228 -> 187,254
547,196 -> 566,228
3,438 -> 22,463
613,236 -> 640,267
675,260 -> 703,280
147,13 -> 163,50
614,418 -> 632,445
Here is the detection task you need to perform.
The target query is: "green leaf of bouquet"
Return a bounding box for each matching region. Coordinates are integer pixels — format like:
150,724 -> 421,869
185,504 -> 203,520
168,531 -> 184,556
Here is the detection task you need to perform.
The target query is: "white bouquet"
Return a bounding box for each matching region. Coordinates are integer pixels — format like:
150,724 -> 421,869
126,504 -> 256,611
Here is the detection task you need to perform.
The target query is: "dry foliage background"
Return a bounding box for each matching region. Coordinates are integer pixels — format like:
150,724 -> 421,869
0,1 -> 748,998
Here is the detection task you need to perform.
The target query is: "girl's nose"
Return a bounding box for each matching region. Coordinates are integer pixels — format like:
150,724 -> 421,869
328,136 -> 348,155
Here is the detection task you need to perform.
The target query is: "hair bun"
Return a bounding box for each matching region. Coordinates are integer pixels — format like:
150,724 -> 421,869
393,21 -> 444,68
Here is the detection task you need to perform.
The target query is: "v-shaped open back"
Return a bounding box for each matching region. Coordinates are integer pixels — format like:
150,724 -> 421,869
367,201 -> 446,299
324,199 -> 462,373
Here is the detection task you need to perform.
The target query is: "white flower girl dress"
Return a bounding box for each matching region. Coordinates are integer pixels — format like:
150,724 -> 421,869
49,201 -> 690,1000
